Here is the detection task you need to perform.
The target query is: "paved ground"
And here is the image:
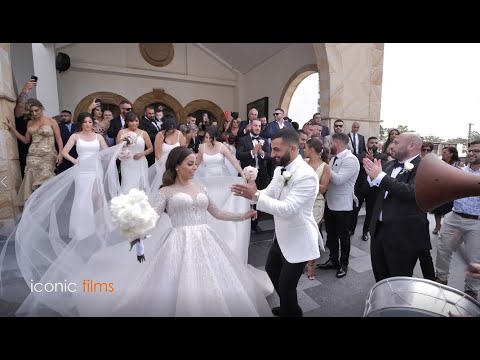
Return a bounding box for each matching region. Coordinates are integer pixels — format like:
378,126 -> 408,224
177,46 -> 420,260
251,209 -> 472,317
0,207 -> 473,317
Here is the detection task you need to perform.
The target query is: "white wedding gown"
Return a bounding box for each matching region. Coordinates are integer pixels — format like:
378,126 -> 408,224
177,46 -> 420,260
120,134 -> 149,193
194,146 -> 251,264
72,183 -> 273,317
69,137 -> 104,240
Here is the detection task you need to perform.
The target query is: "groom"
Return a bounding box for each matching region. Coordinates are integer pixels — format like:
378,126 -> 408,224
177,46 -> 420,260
232,128 -> 321,317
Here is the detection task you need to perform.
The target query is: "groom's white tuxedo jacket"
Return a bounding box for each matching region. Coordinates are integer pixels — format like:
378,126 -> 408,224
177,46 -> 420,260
256,155 -> 322,263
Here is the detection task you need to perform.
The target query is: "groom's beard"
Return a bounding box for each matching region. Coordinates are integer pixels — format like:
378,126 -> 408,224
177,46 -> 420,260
275,152 -> 291,167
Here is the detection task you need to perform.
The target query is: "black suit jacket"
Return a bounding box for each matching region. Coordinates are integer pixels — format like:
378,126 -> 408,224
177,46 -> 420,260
236,135 -> 271,189
139,116 -> 159,144
349,133 -> 366,155
355,151 -> 388,195
58,122 -> 77,173
369,156 -> 430,253
107,116 -> 125,139
237,120 -> 251,138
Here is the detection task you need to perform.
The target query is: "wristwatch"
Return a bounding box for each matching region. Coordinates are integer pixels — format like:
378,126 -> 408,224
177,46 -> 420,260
252,190 -> 261,203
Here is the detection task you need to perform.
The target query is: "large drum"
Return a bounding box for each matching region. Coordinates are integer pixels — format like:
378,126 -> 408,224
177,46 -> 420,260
364,277 -> 480,317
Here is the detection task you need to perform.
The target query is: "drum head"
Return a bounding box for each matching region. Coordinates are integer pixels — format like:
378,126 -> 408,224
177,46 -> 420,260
364,277 -> 480,317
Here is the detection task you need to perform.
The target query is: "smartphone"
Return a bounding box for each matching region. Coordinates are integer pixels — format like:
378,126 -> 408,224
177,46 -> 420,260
231,112 -> 239,120
95,98 -> 101,104
31,75 -> 38,82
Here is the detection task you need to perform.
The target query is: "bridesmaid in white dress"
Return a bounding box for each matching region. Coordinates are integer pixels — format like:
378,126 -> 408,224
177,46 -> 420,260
196,127 -> 244,177
150,115 -> 186,199
116,111 -> 153,194
61,112 -> 108,240
195,127 -> 251,264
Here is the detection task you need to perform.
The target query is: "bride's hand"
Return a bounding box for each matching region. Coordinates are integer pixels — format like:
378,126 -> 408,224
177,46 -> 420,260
133,153 -> 144,160
3,117 -> 12,130
56,154 -> 63,165
244,209 -> 257,220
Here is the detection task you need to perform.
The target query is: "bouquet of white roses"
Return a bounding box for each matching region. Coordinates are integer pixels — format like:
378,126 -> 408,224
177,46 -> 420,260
243,165 -> 258,183
110,189 -> 159,262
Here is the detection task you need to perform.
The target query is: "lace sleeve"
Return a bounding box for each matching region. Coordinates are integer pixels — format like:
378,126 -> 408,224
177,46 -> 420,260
154,190 -> 167,215
206,190 -> 245,222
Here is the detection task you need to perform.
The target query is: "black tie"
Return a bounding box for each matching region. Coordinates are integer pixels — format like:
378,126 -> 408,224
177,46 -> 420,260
280,167 -> 286,175
332,156 -> 338,166
393,160 -> 404,169
252,136 -> 259,140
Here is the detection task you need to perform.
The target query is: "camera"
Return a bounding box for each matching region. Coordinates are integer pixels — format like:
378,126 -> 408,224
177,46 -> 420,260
30,75 -> 38,82
231,112 -> 239,120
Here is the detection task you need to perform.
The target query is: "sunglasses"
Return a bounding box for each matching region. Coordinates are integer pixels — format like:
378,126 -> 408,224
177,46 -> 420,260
125,108 -> 132,111
467,149 -> 480,154
334,124 -> 343,128
421,148 -> 433,152
273,113 -> 282,116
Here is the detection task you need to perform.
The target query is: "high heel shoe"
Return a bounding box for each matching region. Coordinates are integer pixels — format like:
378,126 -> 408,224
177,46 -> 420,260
306,261 -> 316,280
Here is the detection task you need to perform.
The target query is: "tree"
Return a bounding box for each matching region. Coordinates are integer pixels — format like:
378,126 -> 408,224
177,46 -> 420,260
422,135 -> 445,143
469,130 -> 480,142
446,137 -> 467,144
379,124 -> 414,141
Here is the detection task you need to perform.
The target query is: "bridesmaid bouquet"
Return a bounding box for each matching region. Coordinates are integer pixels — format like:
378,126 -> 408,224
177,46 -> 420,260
118,132 -> 138,161
243,166 -> 258,183
110,189 -> 159,262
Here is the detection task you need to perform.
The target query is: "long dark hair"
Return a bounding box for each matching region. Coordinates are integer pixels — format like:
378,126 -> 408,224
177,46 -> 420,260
76,112 -> 93,132
161,146 -> 194,187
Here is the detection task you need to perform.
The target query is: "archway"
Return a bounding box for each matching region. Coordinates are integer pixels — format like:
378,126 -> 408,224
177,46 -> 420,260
279,64 -> 318,117
183,99 -> 224,127
133,89 -> 185,123
74,91 -> 130,122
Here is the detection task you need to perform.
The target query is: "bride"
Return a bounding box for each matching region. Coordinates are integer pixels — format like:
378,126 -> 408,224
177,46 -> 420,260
73,147 -> 274,316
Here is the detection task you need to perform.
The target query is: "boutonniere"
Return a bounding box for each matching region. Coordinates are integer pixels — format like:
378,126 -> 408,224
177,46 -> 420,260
278,170 -> 292,186
400,162 -> 414,174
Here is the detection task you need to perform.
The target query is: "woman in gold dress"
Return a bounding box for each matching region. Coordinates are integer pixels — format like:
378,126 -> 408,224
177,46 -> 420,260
4,99 -> 63,205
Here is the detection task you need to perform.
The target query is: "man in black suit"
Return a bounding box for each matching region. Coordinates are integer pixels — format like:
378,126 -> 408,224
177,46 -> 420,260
237,107 -> 258,138
363,132 -> 433,282
139,106 -> 160,166
107,100 -> 132,139
349,136 -> 388,239
348,121 -> 366,155
57,110 -> 77,173
236,119 -> 271,233
312,112 -> 330,138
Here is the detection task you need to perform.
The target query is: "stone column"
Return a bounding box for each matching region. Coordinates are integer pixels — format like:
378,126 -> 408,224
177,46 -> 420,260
313,43 -> 384,139
0,43 -> 22,236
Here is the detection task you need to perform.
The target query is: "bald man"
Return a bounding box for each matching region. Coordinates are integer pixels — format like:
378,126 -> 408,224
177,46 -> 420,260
363,132 -> 434,282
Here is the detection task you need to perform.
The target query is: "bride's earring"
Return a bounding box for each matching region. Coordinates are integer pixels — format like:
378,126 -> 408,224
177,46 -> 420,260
176,168 -> 179,171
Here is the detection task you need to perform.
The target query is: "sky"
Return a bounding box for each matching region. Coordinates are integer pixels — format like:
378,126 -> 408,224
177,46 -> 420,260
289,44 -> 480,141
381,43 -> 480,140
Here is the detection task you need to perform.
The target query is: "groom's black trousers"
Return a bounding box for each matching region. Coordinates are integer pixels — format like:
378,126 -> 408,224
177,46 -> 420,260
265,238 -> 306,317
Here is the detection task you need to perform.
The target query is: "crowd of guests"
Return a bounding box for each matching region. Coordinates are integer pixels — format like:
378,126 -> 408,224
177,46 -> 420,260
4,78 -> 480,304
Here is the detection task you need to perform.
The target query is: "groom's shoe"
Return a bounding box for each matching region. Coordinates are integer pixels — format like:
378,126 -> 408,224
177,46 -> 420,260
271,306 -> 303,317
316,259 -> 340,270
336,265 -> 348,278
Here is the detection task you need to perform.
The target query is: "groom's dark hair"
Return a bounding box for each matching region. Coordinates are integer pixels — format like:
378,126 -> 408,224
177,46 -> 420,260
271,128 -> 299,146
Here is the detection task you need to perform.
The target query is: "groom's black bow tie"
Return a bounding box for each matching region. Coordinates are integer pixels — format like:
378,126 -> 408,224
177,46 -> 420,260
393,160 -> 404,169
280,167 -> 286,175
251,136 -> 259,140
